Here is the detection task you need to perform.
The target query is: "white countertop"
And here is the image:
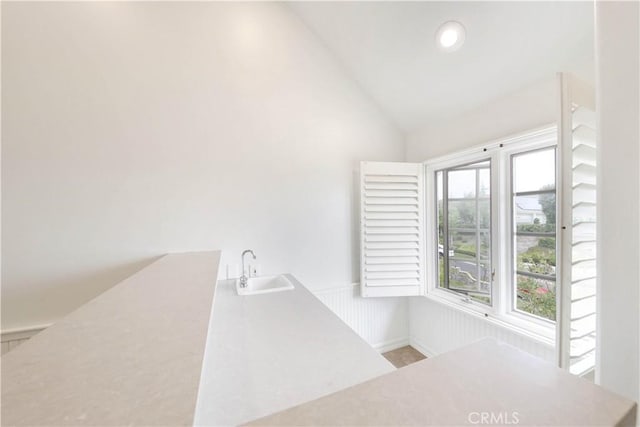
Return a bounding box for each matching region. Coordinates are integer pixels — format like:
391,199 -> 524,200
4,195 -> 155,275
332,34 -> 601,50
193,275 -> 395,426
248,338 -> 637,427
1,251 -> 221,426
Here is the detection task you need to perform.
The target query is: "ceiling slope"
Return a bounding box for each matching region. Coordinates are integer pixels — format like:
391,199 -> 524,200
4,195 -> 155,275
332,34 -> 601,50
290,1 -> 594,132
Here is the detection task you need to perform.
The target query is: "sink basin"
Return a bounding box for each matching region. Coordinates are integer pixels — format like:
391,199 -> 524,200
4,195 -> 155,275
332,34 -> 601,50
235,274 -> 295,296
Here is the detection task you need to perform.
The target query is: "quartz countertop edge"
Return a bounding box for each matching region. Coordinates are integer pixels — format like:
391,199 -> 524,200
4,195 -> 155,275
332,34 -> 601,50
1,251 -> 221,427
245,338 -> 638,427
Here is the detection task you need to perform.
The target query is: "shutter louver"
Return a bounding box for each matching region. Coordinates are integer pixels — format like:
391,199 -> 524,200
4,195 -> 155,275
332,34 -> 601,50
568,106 -> 597,376
360,162 -> 425,297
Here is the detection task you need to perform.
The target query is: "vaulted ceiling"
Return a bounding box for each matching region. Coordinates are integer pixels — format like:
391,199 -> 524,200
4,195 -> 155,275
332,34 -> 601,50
290,1 -> 594,132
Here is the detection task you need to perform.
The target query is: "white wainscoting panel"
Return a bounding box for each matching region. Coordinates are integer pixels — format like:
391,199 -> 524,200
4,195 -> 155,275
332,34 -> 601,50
409,297 -> 555,362
313,284 -> 409,353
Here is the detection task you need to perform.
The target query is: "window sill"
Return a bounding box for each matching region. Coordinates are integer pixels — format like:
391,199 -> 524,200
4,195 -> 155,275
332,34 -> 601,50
422,292 -> 555,348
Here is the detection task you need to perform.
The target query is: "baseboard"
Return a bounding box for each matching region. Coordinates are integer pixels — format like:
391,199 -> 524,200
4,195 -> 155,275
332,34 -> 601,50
373,337 -> 410,353
409,336 -> 437,358
1,324 -> 51,342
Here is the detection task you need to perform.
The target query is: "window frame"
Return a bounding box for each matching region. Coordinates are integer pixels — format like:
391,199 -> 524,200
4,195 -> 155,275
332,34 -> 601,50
424,126 -> 558,342
504,144 -> 558,328
427,152 -> 499,317
435,158 -> 494,307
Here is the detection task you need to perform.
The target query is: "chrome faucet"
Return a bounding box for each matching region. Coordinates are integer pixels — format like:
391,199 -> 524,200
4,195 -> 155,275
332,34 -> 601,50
240,249 -> 256,288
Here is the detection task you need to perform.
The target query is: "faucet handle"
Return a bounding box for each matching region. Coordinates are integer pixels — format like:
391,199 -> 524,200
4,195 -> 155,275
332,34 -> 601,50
249,265 -> 258,277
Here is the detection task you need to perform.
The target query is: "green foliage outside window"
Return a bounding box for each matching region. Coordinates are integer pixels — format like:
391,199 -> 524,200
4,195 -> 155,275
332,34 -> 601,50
515,187 -> 556,321
516,275 -> 556,321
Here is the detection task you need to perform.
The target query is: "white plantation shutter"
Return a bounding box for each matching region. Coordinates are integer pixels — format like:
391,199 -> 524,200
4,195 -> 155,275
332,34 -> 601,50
360,162 -> 425,297
566,107 -> 597,375
558,73 -> 597,376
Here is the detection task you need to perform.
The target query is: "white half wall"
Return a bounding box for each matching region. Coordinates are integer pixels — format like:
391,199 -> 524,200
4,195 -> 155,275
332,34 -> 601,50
314,284 -> 409,352
1,2 -> 404,330
409,297 -> 555,362
595,0 -> 640,402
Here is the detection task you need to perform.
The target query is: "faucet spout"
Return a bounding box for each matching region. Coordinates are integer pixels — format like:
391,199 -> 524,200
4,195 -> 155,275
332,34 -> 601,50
240,250 -> 257,288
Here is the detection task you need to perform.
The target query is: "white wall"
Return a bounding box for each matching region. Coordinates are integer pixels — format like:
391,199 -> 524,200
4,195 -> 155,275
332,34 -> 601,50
595,0 -> 640,402
1,2 -> 404,331
405,77 -> 558,161
405,78 -> 558,360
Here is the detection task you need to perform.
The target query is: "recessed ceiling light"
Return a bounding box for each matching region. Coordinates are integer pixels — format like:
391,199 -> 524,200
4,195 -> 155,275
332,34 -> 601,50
435,21 -> 466,52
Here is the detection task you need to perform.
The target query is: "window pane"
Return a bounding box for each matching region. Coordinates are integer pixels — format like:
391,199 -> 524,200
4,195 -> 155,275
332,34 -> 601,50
516,236 -> 556,277
516,275 -> 556,321
478,199 -> 490,228
437,171 -> 445,287
514,194 -> 556,233
479,168 -> 490,197
513,148 -> 556,193
437,160 -> 491,306
448,169 -> 476,198
448,199 -> 476,229
512,148 -> 557,321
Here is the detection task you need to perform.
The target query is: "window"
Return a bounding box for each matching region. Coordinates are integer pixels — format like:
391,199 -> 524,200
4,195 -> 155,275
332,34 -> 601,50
511,148 -> 557,322
359,125 -> 592,345
436,160 -> 492,305
360,75 -> 596,373
424,128 -> 558,333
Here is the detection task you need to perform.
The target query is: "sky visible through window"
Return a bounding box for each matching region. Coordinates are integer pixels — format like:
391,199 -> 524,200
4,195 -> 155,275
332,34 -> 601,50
513,149 -> 555,193
442,150 -> 555,198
